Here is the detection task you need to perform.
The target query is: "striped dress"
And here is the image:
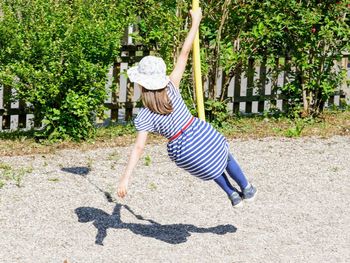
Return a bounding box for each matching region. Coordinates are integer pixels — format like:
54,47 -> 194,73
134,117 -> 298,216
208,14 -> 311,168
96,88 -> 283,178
134,81 -> 229,181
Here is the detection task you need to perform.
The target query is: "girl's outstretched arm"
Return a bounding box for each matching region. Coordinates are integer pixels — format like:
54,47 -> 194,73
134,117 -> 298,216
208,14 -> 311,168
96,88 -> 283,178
170,8 -> 202,89
117,131 -> 148,198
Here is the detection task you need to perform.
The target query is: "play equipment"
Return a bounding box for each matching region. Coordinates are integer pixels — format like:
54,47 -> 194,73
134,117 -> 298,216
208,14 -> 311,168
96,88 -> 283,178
192,0 -> 205,121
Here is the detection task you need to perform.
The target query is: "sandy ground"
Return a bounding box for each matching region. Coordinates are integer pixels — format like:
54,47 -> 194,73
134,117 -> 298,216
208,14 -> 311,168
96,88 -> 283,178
0,136 -> 349,263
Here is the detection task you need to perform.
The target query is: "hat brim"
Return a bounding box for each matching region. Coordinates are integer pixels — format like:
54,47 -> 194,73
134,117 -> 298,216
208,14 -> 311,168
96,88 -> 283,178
127,66 -> 169,90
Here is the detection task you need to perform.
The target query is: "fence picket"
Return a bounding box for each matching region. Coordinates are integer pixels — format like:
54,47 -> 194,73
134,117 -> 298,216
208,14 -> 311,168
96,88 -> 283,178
119,62 -> 128,103
10,115 -> 19,131
0,84 -> 3,110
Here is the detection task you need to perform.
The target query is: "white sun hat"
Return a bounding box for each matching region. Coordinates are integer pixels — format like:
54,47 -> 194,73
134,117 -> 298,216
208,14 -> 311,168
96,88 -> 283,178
127,55 -> 170,90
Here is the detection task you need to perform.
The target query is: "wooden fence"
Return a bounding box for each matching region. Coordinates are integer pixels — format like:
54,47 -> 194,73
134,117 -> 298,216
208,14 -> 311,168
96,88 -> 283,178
0,47 -> 349,130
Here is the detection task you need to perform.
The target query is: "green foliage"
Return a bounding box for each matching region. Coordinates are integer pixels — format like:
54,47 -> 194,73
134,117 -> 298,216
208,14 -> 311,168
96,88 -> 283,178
130,0 -> 186,67
184,1 -> 349,117
178,71 -> 197,115
133,1 -> 349,120
228,0 -> 350,116
0,1 -> 349,142
0,0 -> 133,141
284,118 -> 306,138
205,98 -> 229,128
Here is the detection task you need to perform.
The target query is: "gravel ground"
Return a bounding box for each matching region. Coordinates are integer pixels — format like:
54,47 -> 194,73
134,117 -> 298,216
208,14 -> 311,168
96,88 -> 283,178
0,136 -> 349,263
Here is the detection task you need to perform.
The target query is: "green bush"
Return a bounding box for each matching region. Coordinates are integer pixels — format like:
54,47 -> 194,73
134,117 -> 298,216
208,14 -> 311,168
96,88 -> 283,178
205,98 -> 229,128
206,0 -> 350,116
242,1 -> 350,116
130,0 -> 186,68
0,0 -> 133,141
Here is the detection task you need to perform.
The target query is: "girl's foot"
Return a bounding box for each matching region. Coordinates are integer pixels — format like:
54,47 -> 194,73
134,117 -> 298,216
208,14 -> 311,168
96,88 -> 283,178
229,190 -> 243,207
242,184 -> 257,202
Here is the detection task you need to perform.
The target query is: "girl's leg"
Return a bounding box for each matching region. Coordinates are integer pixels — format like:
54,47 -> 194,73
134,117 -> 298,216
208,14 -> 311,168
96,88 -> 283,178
226,153 -> 249,191
214,173 -> 242,207
214,173 -> 235,196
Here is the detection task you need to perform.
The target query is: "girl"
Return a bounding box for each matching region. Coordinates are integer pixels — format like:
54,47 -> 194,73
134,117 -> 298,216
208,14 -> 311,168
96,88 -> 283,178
117,8 -> 257,207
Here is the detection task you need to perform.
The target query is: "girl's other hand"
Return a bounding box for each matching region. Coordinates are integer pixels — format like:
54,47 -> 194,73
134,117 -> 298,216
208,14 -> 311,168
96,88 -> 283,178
190,8 -> 202,25
117,177 -> 129,198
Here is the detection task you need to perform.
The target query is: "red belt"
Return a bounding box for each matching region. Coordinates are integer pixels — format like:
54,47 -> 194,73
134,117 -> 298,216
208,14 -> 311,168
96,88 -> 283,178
169,117 -> 195,142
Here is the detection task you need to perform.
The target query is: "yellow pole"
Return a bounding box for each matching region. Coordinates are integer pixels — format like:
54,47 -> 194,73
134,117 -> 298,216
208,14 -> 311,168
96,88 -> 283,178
192,0 -> 205,121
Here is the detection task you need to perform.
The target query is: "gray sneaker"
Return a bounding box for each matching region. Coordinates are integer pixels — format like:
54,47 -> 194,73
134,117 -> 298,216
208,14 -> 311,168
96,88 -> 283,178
242,184 -> 257,202
229,190 -> 242,207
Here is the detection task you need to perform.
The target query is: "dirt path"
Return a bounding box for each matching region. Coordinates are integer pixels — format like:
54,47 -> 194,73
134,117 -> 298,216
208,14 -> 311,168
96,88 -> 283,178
0,136 -> 349,263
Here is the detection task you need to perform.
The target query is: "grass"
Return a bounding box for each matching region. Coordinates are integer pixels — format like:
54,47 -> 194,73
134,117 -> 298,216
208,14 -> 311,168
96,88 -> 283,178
144,155 -> 152,166
48,178 -> 60,182
218,109 -> 350,139
107,151 -> 120,161
0,163 -> 33,188
148,182 -> 157,191
87,157 -> 94,170
0,162 -> 12,170
0,109 -> 349,157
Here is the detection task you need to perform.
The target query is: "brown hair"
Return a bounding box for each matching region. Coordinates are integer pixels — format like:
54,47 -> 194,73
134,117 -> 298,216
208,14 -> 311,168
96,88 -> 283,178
141,86 -> 173,115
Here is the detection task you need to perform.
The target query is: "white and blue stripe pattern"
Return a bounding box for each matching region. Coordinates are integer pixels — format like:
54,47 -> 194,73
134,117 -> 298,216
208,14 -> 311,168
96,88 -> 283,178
134,81 -> 228,181
134,82 -> 192,139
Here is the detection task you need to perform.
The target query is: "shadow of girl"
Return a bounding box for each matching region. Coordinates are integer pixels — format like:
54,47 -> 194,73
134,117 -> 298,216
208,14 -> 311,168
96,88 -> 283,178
75,204 -> 237,245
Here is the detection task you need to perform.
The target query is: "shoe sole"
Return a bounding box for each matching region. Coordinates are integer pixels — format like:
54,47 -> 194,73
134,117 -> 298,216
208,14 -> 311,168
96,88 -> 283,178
232,200 -> 243,208
242,188 -> 258,202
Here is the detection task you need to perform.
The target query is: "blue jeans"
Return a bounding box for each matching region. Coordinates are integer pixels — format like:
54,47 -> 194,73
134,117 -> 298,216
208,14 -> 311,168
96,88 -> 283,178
214,153 -> 248,196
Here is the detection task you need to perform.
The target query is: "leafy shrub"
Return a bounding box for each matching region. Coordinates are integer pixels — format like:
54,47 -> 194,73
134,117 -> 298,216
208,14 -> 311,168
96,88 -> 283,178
175,1 -> 350,117
131,0 -> 188,67
225,1 -> 350,116
0,0 -> 133,141
205,99 -> 229,128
